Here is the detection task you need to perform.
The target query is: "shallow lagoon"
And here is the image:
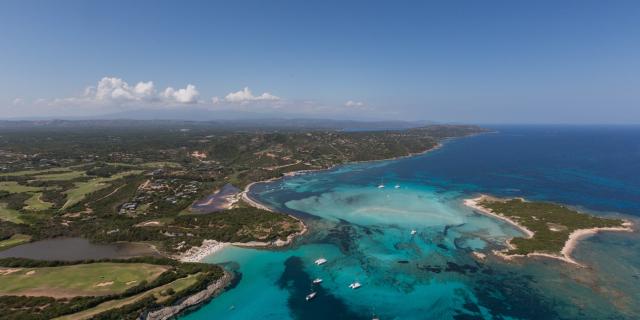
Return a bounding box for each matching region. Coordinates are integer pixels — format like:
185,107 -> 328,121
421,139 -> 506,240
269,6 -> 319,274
185,126 -> 640,319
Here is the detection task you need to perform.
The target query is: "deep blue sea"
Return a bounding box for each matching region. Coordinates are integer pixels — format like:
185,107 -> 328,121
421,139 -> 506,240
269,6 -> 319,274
183,125 -> 640,320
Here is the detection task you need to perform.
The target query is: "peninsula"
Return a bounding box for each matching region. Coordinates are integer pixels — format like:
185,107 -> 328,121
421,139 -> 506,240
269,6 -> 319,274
465,195 -> 633,265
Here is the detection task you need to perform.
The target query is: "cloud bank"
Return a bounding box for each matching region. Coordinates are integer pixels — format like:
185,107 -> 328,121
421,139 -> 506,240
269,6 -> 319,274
78,77 -> 199,105
223,87 -> 280,103
6,76 -> 385,119
345,100 -> 365,107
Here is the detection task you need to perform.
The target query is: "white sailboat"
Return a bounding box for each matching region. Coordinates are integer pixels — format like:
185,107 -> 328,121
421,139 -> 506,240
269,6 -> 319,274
378,178 -> 385,189
306,292 -> 317,301
410,229 -> 417,235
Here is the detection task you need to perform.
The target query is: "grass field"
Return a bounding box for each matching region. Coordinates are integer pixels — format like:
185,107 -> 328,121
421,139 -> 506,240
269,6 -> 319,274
0,202 -> 24,223
0,234 -> 31,250
0,181 -> 43,193
61,170 -> 143,210
0,262 -> 169,298
23,192 -> 54,211
0,167 -> 72,177
33,170 -> 86,181
106,161 -> 182,169
55,274 -> 200,320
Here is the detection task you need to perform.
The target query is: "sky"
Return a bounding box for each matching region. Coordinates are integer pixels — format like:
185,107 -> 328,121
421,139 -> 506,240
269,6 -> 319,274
1,0 -> 639,123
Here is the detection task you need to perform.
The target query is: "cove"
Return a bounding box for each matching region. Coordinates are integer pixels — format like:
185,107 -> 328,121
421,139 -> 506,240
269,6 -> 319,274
184,125 -> 640,320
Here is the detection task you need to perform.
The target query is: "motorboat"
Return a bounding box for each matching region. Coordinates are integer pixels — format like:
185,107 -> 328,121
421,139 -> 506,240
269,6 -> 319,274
349,282 -> 362,289
314,258 -> 327,265
306,292 -> 317,301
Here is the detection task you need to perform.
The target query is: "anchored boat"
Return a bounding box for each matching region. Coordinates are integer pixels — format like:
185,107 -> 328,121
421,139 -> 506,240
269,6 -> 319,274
349,282 -> 362,289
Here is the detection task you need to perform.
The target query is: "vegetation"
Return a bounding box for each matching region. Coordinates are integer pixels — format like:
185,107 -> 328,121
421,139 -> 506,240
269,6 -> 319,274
0,123 -> 483,255
478,198 -> 626,255
0,262 -> 169,297
0,257 -> 224,320
0,234 -> 31,250
0,203 -> 24,224
0,122 -> 484,318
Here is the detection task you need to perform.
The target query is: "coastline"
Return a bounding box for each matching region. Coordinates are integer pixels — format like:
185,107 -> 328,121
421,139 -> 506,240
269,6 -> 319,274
144,270 -> 233,320
180,136 -> 476,263
464,195 -> 634,266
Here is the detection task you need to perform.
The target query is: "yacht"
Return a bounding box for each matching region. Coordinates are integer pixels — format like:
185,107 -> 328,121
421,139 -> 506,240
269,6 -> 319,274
314,258 -> 327,265
410,229 -> 417,235
349,282 -> 362,289
394,184 -> 400,189
312,278 -> 323,284
306,292 -> 317,301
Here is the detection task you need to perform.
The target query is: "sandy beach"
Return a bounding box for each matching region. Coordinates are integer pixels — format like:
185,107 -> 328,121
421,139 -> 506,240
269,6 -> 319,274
464,195 -> 634,266
464,196 -> 535,238
175,240 -> 228,263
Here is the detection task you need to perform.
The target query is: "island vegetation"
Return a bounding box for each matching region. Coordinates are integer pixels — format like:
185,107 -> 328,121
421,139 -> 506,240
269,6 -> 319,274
466,195 -> 633,265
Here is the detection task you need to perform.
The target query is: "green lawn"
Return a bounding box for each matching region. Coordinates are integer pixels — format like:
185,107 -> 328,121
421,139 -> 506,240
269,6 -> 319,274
105,161 -> 182,169
0,167 -> 72,177
54,274 -> 199,320
0,202 -> 24,223
61,170 -> 143,210
0,262 -> 169,297
0,234 -> 31,250
23,192 -> 54,211
33,170 -> 86,181
0,181 -> 43,193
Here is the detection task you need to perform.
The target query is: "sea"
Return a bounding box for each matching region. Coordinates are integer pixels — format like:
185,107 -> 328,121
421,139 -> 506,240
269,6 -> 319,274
182,125 -> 640,320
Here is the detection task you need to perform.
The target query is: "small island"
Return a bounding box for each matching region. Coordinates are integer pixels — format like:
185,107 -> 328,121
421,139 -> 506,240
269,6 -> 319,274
465,195 -> 633,266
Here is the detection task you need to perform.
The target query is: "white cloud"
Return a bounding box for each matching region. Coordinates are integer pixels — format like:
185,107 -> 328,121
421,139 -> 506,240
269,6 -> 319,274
91,77 -> 155,101
12,98 -> 24,105
224,87 -> 280,103
345,100 -> 365,107
162,84 -> 199,104
50,77 -> 201,107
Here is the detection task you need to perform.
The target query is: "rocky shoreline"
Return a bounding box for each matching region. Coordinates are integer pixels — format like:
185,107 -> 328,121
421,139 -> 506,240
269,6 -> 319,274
142,271 -> 233,320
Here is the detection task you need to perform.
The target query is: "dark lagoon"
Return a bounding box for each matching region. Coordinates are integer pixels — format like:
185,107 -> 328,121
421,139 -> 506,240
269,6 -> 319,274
0,237 -> 160,261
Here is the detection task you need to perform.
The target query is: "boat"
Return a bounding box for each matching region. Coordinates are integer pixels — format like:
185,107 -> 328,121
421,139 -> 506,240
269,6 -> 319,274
314,258 -> 327,265
378,178 -> 385,189
306,292 -> 317,301
312,278 -> 323,284
349,282 -> 362,289
410,229 -> 417,235
394,184 -> 400,189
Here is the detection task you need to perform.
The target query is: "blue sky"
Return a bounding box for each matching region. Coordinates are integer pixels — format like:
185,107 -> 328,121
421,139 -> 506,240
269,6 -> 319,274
1,0 -> 639,123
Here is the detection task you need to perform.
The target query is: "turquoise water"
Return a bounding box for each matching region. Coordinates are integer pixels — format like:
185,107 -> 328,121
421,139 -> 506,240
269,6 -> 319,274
184,126 -> 640,320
